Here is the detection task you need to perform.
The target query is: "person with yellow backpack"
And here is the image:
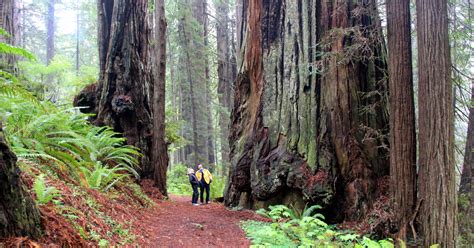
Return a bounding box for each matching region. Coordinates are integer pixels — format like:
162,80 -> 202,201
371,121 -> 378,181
195,164 -> 213,204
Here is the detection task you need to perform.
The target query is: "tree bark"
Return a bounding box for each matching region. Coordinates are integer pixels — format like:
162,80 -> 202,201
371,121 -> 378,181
75,0 -> 155,178
0,122 -> 41,239
460,83 -> 473,194
225,0 -> 389,222
386,0 -> 416,239
152,0 -> 169,196
458,81 -> 473,240
416,0 -> 457,246
0,0 -> 18,69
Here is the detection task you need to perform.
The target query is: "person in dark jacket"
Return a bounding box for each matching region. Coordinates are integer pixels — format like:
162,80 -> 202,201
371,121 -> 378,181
195,164 -> 213,204
187,168 -> 199,206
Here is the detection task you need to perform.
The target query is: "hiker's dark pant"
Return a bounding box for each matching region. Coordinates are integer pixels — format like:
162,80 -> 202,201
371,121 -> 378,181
191,184 -> 199,204
199,183 -> 210,203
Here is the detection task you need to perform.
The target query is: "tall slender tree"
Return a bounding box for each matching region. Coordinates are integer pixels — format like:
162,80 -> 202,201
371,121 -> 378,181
152,0 -> 170,195
416,0 -> 457,246
386,0 -> 416,239
459,81 -> 473,240
46,0 -> 55,64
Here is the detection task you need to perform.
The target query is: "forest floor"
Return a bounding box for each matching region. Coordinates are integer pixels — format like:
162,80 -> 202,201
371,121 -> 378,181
137,195 -> 266,247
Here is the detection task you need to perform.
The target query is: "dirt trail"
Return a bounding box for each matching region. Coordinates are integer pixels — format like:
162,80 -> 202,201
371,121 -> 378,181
136,195 -> 265,248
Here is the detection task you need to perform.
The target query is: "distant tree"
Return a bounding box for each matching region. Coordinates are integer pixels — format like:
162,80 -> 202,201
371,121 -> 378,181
215,0 -> 233,173
46,0 -> 55,65
416,0 -> 457,246
386,0 -> 416,239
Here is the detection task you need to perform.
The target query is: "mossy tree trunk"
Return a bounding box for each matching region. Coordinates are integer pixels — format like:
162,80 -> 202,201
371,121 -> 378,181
225,0 -> 389,222
0,122 -> 41,239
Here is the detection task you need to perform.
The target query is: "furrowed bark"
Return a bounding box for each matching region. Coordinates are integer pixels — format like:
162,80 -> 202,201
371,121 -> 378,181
416,0 -> 457,246
152,0 -> 170,195
75,0 -> 155,178
386,0 -> 416,239
0,122 -> 41,239
225,0 -> 389,222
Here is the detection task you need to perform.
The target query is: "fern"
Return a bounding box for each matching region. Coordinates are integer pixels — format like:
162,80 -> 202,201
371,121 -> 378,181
79,162 -> 127,191
34,174 -> 60,204
0,28 -> 11,38
0,42 -> 36,61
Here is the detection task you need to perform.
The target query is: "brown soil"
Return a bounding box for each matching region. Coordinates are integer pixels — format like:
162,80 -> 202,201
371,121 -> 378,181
136,195 -> 266,248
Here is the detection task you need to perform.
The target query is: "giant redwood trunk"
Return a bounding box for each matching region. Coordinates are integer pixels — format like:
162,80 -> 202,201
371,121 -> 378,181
416,0 -> 457,246
75,0 -> 156,178
0,122 -> 41,239
225,0 -> 389,221
386,0 -> 416,239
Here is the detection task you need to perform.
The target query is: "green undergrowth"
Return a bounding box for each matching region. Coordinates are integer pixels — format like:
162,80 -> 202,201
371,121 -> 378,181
242,205 -> 395,248
167,163 -> 226,200
0,36 -> 155,246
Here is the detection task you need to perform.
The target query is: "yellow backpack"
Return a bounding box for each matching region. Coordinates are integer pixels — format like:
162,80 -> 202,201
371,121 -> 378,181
196,169 -> 212,184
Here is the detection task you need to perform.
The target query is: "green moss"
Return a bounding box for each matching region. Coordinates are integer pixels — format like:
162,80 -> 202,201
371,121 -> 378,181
307,140 -> 317,170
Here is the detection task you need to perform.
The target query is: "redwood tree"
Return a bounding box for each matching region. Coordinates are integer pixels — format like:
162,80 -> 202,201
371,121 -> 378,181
75,0 -> 158,182
152,0 -> 170,195
416,0 -> 457,246
225,0 -> 389,222
0,0 -> 18,69
386,0 -> 416,239
0,122 -> 41,239
458,82 -> 472,240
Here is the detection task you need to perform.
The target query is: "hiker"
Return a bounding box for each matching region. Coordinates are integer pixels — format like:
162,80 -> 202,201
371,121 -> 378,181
195,164 -> 213,204
187,168 -> 199,206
